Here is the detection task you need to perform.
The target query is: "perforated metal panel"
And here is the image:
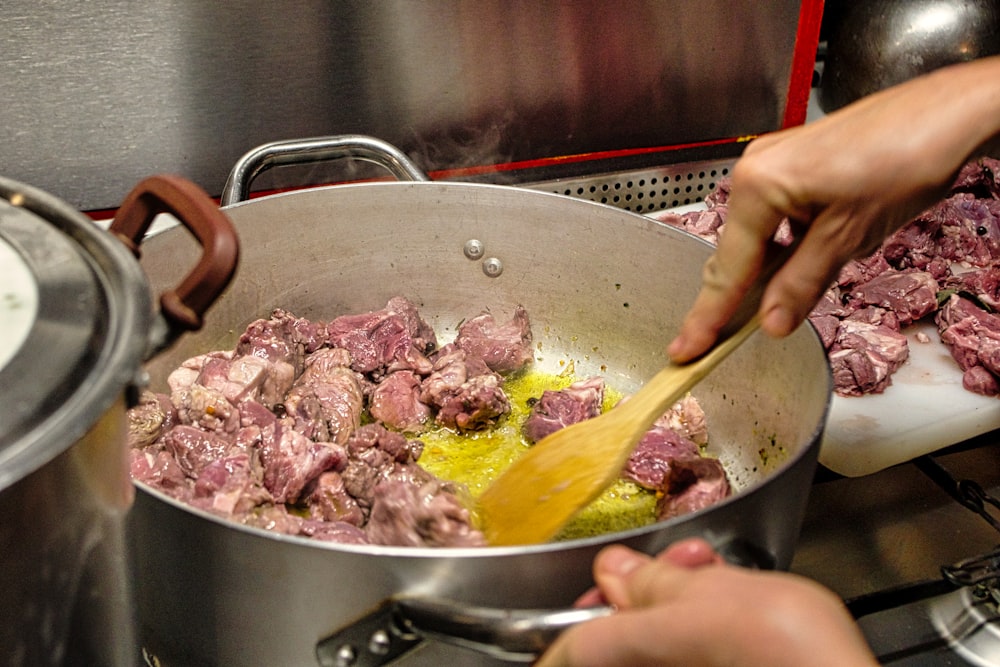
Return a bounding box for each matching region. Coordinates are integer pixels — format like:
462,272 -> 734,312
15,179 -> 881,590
525,158 -> 735,213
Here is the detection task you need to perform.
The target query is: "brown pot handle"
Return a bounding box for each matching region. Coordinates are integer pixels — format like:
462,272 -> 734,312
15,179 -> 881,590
109,175 -> 239,333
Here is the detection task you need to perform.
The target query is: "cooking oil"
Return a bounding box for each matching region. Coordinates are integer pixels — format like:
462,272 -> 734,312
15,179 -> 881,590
418,369 -> 659,540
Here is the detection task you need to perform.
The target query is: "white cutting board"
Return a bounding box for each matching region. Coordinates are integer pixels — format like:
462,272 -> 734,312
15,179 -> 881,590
821,320 -> 1000,477
648,205 -> 1000,477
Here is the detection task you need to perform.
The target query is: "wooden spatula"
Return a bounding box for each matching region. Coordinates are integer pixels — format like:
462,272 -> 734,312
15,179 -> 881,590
478,236 -> 800,546
478,314 -> 760,545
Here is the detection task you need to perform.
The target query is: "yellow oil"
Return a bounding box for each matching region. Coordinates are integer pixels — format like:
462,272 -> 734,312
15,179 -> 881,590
418,369 -> 659,540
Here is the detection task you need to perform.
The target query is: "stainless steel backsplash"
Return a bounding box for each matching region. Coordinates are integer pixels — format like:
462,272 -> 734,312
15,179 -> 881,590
1,1 -> 808,210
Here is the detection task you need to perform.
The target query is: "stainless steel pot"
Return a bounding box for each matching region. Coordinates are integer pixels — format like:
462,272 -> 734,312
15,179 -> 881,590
128,136 -> 832,666
0,175 -> 238,666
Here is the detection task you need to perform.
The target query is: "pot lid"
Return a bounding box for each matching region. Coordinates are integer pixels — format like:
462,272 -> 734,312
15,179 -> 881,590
0,228 -> 39,370
0,179 -> 151,492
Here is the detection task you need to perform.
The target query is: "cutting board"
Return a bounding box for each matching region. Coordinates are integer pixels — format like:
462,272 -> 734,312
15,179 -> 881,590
821,320 -> 1000,477
648,204 -> 1000,478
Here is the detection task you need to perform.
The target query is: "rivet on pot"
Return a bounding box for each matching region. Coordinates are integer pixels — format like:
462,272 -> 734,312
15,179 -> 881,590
482,257 -> 503,278
331,643 -> 357,667
463,239 -> 485,260
368,629 -> 392,655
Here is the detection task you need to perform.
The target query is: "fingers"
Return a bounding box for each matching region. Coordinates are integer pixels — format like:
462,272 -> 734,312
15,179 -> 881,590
590,545 -> 654,607
668,172 -> 788,362
573,539 -> 720,609
655,537 -> 721,567
758,212 -> 854,336
592,541 -> 719,609
536,604 -> 703,667
537,542 -> 728,667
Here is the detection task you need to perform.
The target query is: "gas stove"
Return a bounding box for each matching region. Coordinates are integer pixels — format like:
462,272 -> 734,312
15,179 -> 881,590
792,437 -> 1000,666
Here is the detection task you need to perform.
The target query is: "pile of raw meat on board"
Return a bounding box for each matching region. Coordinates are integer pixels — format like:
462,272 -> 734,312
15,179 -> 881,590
128,297 -> 728,548
655,157 -> 1000,398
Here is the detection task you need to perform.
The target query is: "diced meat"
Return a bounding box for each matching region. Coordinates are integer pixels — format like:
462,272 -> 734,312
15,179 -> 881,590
932,195 -> 1000,266
623,426 -> 700,490
171,382 -> 241,435
653,207 -> 726,245
127,390 -> 175,448
161,425 -> 237,476
419,344 -> 492,409
420,344 -> 469,402
845,306 -> 901,331
365,479 -> 485,547
454,305 -> 533,375
236,308 -> 326,377
811,289 -> 851,319
242,504 -> 304,535
283,347 -> 364,444
827,320 -> 909,396
809,314 -> 840,350
963,366 -> 1000,396
194,355 -> 269,405
941,262 -> 1000,311
189,453 -> 270,517
849,271 -> 939,327
340,424 -> 425,511
655,395 -> 708,447
385,296 -> 439,352
882,217 -> 943,271
128,298 -> 730,547
258,422 -> 347,504
657,456 -> 730,520
370,370 -> 432,433
837,252 -> 893,288
705,179 -> 730,207
280,392 -> 326,442
307,471 -> 365,525
434,373 -> 511,432
951,157 -> 1000,199
679,209 -> 726,244
326,297 -> 435,378
300,520 -> 370,544
129,447 -> 188,490
936,294 -> 1000,393
522,377 -> 605,444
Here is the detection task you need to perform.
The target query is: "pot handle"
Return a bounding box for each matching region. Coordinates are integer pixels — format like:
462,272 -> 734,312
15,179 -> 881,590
314,536 -> 774,666
315,598 -> 613,666
220,134 -> 429,206
109,175 -> 239,357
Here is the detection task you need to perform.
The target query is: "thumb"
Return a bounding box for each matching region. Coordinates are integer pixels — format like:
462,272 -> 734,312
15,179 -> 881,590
591,545 -> 653,608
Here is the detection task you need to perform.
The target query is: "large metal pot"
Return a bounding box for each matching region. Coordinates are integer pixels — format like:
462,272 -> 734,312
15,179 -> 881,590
0,175 -> 238,666
128,136 -> 832,666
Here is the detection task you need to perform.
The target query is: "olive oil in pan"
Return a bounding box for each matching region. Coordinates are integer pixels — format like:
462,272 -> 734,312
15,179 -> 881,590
418,369 -> 659,540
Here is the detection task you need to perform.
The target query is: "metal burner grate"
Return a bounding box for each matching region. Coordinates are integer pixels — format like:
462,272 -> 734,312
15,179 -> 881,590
524,158 -> 735,213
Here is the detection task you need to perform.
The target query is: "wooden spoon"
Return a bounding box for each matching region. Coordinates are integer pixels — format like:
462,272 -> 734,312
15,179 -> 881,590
478,315 -> 760,546
478,237 -> 799,546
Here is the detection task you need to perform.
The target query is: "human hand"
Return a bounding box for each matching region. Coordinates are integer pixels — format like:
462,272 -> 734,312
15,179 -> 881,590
535,539 -> 878,667
668,55 -> 1000,363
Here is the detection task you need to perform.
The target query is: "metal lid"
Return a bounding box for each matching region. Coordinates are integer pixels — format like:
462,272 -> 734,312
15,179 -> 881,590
0,178 -> 151,492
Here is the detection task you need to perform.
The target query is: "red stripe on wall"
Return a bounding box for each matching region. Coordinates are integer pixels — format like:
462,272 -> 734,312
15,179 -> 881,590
428,136 -> 751,180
